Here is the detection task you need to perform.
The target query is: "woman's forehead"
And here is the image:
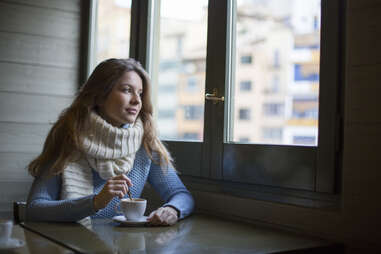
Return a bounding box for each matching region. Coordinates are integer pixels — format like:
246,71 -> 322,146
117,71 -> 143,89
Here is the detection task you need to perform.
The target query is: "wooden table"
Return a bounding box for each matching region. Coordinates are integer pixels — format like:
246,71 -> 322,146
19,214 -> 343,253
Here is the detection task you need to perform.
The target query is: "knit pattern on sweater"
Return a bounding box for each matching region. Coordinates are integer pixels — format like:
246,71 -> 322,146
61,112 -> 143,226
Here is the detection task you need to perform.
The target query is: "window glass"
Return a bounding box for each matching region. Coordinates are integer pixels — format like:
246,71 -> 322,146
240,55 -> 253,64
231,0 -> 320,146
151,0 -> 208,141
240,80 -> 252,91
239,108 -> 251,120
95,0 -> 131,65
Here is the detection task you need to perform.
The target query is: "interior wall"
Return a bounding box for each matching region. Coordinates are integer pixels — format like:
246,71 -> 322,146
0,0 -> 81,218
191,0 -> 381,252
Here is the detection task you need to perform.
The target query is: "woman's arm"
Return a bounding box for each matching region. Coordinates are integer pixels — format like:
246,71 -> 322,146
147,161 -> 195,220
26,170 -> 96,222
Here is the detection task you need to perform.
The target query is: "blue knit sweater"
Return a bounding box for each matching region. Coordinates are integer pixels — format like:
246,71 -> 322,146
26,146 -> 195,222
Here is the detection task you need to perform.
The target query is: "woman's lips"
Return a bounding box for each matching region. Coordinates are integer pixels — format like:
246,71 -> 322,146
126,108 -> 137,114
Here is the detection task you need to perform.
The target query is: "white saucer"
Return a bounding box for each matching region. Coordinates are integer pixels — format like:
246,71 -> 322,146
112,215 -> 148,226
0,238 -> 25,250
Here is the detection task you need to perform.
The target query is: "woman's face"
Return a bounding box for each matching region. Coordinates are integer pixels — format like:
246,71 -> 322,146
98,71 -> 143,126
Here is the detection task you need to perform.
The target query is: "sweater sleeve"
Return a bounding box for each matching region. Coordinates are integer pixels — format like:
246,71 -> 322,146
26,170 -> 97,222
147,161 -> 195,219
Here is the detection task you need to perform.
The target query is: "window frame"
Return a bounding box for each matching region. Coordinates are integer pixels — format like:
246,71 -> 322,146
88,0 -> 345,207
223,0 -> 344,194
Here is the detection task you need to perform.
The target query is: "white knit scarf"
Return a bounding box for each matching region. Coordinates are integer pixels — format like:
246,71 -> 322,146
60,111 -> 144,226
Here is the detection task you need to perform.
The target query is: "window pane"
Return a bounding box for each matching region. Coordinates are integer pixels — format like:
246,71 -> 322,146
95,0 -> 131,65
230,0 -> 320,146
151,0 -> 208,141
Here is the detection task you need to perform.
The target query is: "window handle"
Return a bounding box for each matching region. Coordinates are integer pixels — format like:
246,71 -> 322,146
205,88 -> 224,104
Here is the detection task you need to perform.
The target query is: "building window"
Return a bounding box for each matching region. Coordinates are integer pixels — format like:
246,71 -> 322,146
186,77 -> 198,92
184,105 -> 203,120
262,128 -> 283,140
292,97 -> 318,119
263,103 -> 284,116
158,110 -> 175,119
239,137 -> 250,142
293,136 -> 316,145
183,132 -> 199,140
269,75 -> 280,93
239,108 -> 251,120
239,80 -> 252,91
273,49 -> 280,68
159,84 -> 176,93
240,55 -> 252,64
294,64 -> 319,82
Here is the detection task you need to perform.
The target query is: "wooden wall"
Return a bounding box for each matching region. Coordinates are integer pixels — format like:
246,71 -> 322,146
193,0 -> 381,252
0,0 -> 81,218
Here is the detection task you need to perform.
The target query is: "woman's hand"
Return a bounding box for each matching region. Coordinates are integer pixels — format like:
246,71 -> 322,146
147,206 -> 179,226
93,174 -> 132,211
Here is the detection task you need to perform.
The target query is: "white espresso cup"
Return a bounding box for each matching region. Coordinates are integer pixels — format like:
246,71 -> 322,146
117,198 -> 147,221
0,219 -> 13,246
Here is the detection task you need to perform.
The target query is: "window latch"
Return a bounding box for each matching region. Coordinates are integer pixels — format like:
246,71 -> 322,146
205,88 -> 224,104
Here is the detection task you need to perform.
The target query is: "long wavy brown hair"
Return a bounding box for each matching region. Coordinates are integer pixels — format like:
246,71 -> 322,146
28,58 -> 173,177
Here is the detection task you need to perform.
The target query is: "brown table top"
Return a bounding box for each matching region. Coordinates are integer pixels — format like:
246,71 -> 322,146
20,214 -> 339,254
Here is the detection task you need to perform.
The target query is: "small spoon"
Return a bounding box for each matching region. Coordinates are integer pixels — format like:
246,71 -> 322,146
127,189 -> 133,201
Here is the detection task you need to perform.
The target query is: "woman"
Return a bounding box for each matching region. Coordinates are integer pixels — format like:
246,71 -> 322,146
26,58 -> 194,226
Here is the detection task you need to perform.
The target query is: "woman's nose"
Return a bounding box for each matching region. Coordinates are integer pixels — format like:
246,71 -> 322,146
131,93 -> 141,105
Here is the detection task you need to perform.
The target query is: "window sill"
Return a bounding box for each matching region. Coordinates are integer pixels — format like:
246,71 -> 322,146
180,175 -> 340,210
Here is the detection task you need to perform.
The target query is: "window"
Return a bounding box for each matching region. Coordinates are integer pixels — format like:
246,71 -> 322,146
239,80 -> 252,91
292,97 -> 318,119
149,0 -> 208,142
186,77 -> 198,92
294,64 -> 319,82
239,108 -> 250,120
89,0 -> 344,206
183,105 -> 203,120
262,127 -> 283,140
183,132 -> 199,140
240,55 -> 252,64
263,103 -> 284,116
158,84 -> 176,93
273,49 -> 280,68
223,0 -> 342,194
91,0 -> 132,70
293,136 -> 316,145
158,109 -> 175,119
271,75 -> 280,93
239,137 -> 250,142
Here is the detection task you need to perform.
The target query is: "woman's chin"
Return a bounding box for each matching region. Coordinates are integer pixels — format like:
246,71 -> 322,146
124,116 -> 137,124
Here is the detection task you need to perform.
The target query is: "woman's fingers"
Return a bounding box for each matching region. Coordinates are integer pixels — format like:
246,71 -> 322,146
108,184 -> 128,198
113,175 -> 133,187
166,214 -> 177,225
161,209 -> 177,225
110,190 -> 125,199
101,180 -> 129,200
148,207 -> 178,226
108,181 -> 128,192
148,208 -> 164,225
94,175 -> 133,210
106,177 -> 132,197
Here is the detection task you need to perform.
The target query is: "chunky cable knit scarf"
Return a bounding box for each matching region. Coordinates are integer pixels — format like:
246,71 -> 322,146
60,111 -> 144,226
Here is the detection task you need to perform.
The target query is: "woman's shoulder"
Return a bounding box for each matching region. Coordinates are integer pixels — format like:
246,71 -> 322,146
135,146 -> 152,164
